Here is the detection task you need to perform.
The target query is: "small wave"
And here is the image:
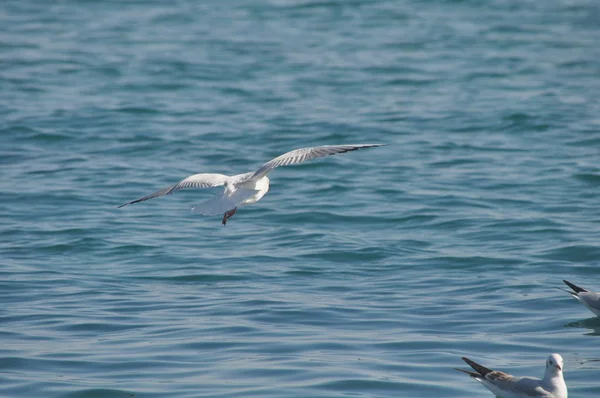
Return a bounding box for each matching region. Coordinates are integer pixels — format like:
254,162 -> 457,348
59,389 -> 135,398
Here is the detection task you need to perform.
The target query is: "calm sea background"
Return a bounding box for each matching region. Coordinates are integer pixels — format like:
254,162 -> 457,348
2,0 -> 600,397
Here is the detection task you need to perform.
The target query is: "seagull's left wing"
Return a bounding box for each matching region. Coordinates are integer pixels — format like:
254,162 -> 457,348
118,173 -> 230,208
249,144 -> 385,180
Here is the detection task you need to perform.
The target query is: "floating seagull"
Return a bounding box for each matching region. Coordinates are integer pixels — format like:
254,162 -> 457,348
118,144 -> 385,225
455,354 -> 567,398
561,280 -> 600,317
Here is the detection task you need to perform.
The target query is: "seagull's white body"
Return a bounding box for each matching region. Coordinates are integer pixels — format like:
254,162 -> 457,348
562,280 -> 600,317
118,144 -> 384,224
456,354 -> 567,398
191,172 -> 271,217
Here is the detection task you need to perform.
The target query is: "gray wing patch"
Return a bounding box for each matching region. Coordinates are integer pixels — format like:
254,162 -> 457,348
486,371 -> 515,383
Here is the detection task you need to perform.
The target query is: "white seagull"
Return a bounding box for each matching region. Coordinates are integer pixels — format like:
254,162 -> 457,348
118,144 -> 385,225
455,354 -> 567,398
562,280 -> 600,317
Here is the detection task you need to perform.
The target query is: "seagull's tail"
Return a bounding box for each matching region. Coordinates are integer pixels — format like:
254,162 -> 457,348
191,194 -> 237,216
191,187 -> 258,216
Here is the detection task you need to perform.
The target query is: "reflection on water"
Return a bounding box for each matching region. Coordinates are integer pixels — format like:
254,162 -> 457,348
565,317 -> 600,337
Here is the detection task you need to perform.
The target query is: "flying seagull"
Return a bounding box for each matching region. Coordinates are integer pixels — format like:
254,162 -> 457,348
561,280 -> 600,317
455,354 -> 567,398
118,144 -> 385,225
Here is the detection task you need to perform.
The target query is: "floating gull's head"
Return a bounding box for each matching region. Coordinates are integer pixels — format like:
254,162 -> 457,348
546,353 -> 563,373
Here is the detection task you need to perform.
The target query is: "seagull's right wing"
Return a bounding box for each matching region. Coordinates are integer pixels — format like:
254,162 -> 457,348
511,377 -> 552,396
118,173 -> 230,208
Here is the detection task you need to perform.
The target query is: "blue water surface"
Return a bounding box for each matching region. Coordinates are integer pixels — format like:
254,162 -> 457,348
2,0 -> 600,397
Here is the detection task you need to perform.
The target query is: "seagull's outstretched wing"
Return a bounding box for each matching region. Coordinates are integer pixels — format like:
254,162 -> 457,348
249,144 -> 385,180
118,173 -> 230,208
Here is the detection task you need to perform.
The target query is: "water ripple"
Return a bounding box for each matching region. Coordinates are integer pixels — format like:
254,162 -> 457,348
2,0 -> 600,397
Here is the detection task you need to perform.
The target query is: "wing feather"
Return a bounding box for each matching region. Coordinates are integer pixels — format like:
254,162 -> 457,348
249,144 -> 385,180
461,357 -> 495,377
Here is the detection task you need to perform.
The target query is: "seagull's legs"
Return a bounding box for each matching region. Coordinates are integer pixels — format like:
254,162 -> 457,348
222,207 -> 237,226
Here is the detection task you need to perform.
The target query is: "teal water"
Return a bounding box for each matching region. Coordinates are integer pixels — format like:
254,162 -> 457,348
2,0 -> 600,397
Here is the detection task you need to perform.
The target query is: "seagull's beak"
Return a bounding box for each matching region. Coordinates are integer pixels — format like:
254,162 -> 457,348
555,364 -> 562,371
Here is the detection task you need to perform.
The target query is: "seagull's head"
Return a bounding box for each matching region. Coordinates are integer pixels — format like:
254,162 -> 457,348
224,180 -> 235,194
546,353 -> 564,373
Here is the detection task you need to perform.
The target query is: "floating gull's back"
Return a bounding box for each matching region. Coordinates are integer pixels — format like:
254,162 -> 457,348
118,144 -> 385,225
455,354 -> 567,398
562,280 -> 600,317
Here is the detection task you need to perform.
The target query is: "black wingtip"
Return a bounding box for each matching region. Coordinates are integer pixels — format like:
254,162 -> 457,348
454,367 -> 480,378
563,280 -> 587,294
461,357 -> 493,377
